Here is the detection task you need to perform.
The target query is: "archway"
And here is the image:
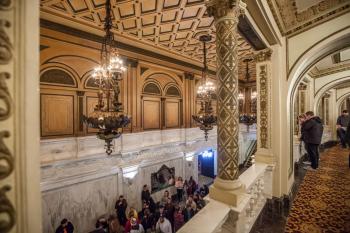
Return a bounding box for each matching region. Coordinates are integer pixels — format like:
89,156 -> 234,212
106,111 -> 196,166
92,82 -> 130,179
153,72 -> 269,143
287,29 -> 350,177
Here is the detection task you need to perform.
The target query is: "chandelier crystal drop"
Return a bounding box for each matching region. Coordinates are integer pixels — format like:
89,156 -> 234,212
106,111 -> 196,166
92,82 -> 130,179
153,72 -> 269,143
192,35 -> 217,141
82,0 -> 130,155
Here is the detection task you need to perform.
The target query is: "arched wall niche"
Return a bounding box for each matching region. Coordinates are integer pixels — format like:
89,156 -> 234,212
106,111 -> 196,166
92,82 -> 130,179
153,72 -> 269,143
338,93 -> 350,114
40,68 -> 77,87
287,28 -> 350,178
140,70 -> 184,131
314,77 -> 350,114
143,81 -> 162,96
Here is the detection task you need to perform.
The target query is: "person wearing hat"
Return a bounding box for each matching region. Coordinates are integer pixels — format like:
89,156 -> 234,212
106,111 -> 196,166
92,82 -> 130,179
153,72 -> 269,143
130,217 -> 145,233
155,214 -> 172,233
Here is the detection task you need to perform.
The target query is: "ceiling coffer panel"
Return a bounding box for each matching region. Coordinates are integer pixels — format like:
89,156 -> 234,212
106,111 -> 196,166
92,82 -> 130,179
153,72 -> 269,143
41,0 -> 266,78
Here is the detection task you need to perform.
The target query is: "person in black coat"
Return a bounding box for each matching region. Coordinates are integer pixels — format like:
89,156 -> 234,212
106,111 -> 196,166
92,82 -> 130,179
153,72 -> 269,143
55,219 -> 74,233
115,195 -> 127,226
141,185 -> 151,203
303,111 -> 324,170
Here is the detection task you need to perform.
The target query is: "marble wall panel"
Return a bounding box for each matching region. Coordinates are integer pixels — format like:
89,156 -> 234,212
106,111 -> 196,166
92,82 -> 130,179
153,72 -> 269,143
42,175 -> 119,233
41,138 -> 78,163
123,157 -> 184,209
77,136 -> 109,158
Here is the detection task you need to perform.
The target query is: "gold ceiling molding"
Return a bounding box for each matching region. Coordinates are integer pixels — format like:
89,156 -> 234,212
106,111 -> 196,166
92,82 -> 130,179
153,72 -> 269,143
308,63 -> 350,78
40,0 -> 256,67
267,0 -> 350,37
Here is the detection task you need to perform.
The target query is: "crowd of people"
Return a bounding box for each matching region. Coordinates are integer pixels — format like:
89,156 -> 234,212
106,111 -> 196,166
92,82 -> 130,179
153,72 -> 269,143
55,176 -> 210,233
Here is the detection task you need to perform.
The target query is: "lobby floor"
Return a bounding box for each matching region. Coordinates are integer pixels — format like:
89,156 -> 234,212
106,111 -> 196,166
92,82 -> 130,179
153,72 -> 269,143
285,147 -> 350,233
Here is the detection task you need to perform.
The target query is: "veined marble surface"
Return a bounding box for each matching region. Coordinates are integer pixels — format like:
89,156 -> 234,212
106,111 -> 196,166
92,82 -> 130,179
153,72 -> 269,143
42,175 -> 119,233
40,126 -> 256,233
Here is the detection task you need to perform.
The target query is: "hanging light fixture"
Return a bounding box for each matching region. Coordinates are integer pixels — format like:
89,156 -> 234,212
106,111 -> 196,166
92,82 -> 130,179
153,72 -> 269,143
192,35 -> 217,141
82,0 -> 130,155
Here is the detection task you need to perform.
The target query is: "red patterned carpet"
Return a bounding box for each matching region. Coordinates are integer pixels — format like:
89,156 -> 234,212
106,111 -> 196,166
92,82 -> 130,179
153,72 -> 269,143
285,147 -> 350,233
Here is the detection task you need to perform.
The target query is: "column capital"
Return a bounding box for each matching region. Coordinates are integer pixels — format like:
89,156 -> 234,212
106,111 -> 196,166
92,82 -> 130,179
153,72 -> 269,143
126,58 -> 138,68
254,48 -> 272,62
206,0 -> 246,20
184,72 -> 195,80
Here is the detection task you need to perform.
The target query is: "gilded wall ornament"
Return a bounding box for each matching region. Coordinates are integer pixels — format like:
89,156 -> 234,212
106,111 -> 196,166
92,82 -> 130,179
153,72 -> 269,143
0,185 -> 15,232
259,65 -> 268,149
0,131 -> 13,179
267,0 -> 350,36
255,49 -> 272,63
0,72 -> 12,120
0,0 -> 11,10
0,0 -> 16,231
0,20 -> 12,64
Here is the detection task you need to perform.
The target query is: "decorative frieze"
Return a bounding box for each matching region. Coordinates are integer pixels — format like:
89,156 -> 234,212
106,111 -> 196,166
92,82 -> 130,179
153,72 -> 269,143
259,65 -> 268,149
255,49 -> 272,150
255,49 -> 272,63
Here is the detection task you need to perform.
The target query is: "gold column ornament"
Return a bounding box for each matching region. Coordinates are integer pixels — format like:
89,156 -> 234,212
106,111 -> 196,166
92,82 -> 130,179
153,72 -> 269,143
206,0 -> 248,206
254,49 -> 272,151
207,0 -> 246,181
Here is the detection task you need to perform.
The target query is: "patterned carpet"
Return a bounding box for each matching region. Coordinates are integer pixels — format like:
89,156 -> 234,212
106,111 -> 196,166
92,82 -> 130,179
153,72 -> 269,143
285,147 -> 350,233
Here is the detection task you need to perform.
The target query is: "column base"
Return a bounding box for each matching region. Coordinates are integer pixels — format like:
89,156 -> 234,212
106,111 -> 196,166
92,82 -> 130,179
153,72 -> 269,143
254,149 -> 275,164
209,178 -> 246,206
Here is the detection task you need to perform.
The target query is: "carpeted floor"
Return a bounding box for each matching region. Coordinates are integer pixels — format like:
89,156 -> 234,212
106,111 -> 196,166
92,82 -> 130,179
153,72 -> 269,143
285,147 -> 350,233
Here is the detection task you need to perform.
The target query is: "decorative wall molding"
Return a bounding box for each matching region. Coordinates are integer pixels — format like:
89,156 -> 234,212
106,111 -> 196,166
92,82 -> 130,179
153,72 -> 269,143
0,1 -> 16,231
258,65 -> 268,149
308,63 -> 350,78
267,0 -> 350,37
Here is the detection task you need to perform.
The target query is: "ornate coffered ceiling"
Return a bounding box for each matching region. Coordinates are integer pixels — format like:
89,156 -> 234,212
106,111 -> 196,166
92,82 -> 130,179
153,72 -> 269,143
40,0 -> 260,72
308,48 -> 350,78
267,0 -> 350,36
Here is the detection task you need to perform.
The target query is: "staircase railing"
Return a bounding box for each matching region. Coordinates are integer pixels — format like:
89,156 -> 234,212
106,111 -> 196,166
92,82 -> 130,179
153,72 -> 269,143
240,139 -> 257,172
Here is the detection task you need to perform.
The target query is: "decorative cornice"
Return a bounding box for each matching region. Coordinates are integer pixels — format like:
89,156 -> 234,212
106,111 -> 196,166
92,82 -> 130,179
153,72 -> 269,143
126,58 -> 138,68
206,0 -> 246,20
267,0 -> 350,37
254,48 -> 272,62
308,63 -> 350,78
184,72 -> 195,80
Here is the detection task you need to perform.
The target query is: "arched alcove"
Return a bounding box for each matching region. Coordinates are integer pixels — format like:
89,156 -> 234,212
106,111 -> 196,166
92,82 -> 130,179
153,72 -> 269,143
40,68 -> 77,87
287,30 -> 350,177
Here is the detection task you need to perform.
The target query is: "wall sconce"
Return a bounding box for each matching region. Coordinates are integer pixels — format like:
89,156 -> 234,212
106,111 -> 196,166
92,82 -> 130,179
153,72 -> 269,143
123,165 -> 139,179
238,92 -> 245,100
185,152 -> 194,161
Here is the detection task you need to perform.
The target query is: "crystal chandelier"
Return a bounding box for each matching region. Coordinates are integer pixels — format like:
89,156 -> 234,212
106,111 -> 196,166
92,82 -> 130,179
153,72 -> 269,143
82,0 -> 130,155
192,35 -> 217,141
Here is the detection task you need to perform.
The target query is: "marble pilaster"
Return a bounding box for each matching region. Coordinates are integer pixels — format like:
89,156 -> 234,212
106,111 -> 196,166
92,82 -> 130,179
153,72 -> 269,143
207,0 -> 247,206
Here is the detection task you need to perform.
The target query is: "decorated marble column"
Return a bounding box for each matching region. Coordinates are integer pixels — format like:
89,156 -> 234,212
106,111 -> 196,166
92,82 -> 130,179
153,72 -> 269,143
0,0 -> 42,232
207,0 -> 246,206
254,49 -> 275,163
